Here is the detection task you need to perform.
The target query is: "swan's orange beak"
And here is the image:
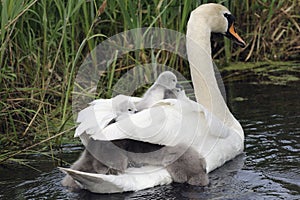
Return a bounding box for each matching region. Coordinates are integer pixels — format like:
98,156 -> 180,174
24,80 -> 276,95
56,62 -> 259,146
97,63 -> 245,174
226,23 -> 246,48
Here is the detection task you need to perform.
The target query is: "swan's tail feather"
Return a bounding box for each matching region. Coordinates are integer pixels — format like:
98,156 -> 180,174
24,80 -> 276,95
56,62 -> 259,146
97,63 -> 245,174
59,166 -> 172,193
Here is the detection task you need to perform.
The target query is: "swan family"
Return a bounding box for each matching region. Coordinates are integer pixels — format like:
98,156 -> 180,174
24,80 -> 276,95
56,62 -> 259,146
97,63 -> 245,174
60,3 -> 246,193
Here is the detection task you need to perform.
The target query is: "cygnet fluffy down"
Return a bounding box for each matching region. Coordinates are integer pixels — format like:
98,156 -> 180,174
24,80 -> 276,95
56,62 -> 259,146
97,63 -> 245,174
136,71 -> 182,110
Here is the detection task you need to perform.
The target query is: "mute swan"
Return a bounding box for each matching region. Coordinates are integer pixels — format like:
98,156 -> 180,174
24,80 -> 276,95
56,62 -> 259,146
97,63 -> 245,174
60,3 -> 246,193
135,71 -> 181,110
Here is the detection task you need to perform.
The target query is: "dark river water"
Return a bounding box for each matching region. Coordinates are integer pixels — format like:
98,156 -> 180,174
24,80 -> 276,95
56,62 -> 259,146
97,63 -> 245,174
0,82 -> 299,199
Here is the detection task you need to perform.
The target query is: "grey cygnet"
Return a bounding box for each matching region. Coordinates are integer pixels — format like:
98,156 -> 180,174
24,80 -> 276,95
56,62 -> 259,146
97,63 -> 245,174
124,143 -> 209,186
136,71 -> 182,110
112,94 -> 137,121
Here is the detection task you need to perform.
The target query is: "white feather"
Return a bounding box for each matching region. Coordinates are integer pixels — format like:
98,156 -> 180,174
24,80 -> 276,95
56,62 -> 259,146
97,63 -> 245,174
59,166 -> 172,193
74,97 -> 141,145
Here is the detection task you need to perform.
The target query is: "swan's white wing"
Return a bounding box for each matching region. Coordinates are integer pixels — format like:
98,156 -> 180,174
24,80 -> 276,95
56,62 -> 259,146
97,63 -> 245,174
59,166 -> 172,193
74,97 -> 142,145
75,100 -> 115,137
91,99 -> 203,146
91,98 -> 230,145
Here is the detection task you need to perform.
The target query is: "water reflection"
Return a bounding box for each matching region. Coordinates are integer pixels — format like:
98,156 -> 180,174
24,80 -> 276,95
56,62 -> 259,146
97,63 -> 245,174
0,83 -> 299,199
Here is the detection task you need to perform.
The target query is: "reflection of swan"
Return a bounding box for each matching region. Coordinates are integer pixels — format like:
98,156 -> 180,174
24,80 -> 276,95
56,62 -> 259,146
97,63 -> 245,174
60,3 -> 246,193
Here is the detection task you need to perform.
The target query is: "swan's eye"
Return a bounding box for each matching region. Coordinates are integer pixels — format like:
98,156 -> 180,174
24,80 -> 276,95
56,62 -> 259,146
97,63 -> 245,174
128,108 -> 132,112
224,13 -> 230,18
224,13 -> 235,22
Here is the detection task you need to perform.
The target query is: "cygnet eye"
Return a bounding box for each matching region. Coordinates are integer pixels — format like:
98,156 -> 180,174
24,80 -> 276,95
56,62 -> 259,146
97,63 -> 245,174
172,79 -> 176,82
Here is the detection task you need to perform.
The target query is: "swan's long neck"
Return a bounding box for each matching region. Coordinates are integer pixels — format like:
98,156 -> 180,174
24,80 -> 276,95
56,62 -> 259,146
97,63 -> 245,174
187,18 -> 212,57
186,14 -> 244,138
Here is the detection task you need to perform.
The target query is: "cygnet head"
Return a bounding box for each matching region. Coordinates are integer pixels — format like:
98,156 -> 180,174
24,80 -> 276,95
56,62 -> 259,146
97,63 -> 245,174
173,87 -> 189,100
112,94 -> 137,115
188,3 -> 246,47
155,71 -> 178,90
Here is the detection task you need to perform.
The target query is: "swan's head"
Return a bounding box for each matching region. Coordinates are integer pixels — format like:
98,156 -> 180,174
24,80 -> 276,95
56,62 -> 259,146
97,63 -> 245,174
156,71 -> 178,90
189,3 -> 246,47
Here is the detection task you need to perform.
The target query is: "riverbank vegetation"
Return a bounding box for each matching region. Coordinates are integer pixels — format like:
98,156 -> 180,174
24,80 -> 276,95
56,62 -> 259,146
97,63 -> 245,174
0,0 -> 299,160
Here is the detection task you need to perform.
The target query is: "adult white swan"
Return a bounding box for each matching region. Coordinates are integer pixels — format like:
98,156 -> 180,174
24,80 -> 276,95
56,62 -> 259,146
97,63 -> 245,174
60,3 -> 246,193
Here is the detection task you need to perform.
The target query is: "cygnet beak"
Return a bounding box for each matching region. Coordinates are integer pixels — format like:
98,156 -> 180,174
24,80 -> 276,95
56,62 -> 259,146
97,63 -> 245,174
175,83 -> 184,90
